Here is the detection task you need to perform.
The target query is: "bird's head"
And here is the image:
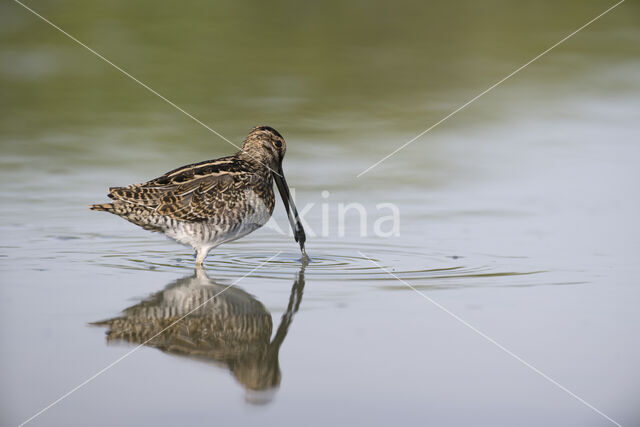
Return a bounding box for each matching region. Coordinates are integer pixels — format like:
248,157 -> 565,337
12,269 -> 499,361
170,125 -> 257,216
240,126 -> 307,258
241,126 -> 286,170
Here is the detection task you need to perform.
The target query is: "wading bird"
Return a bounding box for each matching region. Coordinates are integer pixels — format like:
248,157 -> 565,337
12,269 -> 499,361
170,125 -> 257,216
90,126 -> 307,265
92,265 -> 306,404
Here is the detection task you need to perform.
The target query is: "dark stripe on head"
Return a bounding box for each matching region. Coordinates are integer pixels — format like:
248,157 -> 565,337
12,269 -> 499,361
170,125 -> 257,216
254,126 -> 283,139
262,141 -> 278,156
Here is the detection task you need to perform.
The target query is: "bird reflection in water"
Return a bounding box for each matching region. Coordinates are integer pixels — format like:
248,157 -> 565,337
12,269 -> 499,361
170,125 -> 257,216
93,265 -> 305,404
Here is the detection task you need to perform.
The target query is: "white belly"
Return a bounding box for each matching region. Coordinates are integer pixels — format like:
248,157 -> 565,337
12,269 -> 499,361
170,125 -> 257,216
162,198 -> 273,251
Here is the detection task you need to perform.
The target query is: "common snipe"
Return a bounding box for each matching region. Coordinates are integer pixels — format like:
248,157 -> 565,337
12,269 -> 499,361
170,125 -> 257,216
90,126 -> 307,265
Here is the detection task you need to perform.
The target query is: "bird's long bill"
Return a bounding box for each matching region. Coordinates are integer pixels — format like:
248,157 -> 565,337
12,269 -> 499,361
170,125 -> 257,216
274,166 -> 307,258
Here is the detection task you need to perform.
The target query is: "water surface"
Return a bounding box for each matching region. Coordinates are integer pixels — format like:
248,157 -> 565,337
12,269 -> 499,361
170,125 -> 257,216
1,0 -> 639,426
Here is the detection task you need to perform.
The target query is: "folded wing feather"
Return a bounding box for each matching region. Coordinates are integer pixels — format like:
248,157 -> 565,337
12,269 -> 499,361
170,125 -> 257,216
108,173 -> 238,221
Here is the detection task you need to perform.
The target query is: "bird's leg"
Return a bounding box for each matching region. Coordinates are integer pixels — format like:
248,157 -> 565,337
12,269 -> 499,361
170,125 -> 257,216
194,264 -> 208,280
195,247 -> 208,266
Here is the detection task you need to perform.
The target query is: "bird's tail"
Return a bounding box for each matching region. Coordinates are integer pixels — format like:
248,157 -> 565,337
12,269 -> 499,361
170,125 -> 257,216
89,203 -> 115,212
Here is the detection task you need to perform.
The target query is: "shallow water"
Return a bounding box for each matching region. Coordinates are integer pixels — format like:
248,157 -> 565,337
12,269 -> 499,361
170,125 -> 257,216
1,0 -> 640,426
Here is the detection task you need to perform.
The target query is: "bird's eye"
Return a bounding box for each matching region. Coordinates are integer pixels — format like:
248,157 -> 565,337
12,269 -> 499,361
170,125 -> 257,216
274,140 -> 283,148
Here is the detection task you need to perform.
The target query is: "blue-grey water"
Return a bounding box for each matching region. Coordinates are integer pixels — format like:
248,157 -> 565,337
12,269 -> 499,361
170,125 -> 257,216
1,1 -> 639,426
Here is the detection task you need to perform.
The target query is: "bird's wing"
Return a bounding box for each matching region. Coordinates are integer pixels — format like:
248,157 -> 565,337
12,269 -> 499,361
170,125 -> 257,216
108,157 -> 259,221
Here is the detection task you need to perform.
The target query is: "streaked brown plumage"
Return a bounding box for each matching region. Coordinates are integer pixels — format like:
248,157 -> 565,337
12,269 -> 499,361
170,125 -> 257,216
92,265 -> 306,403
90,126 -> 307,264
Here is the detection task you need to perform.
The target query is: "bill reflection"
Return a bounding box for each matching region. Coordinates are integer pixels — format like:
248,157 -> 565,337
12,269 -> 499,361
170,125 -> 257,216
93,266 -> 306,404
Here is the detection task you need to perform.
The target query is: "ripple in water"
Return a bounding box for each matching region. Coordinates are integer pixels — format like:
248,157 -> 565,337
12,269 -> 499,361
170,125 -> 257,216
91,237 -> 548,288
